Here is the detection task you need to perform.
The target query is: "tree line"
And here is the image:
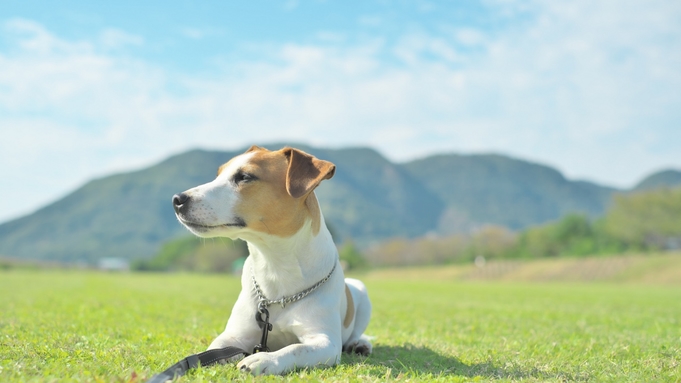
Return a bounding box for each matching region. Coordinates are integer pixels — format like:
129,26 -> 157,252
365,187 -> 681,267
133,187 -> 681,271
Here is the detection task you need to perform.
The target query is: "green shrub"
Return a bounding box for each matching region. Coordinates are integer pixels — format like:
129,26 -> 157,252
339,240 -> 368,270
604,187 -> 681,249
132,236 -> 247,273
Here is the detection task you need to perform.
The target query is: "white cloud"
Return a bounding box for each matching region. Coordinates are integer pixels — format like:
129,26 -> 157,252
4,18 -> 91,54
453,28 -> 485,46
1,1 -> 681,222
100,28 -> 143,49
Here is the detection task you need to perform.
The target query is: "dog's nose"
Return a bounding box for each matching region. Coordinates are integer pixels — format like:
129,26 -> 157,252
172,193 -> 189,212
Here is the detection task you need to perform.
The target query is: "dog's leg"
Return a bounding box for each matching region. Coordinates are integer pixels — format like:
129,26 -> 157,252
237,332 -> 342,375
208,329 -> 259,353
207,293 -> 261,353
342,279 -> 373,356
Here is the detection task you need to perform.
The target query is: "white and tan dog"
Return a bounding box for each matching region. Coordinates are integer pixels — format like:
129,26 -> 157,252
172,145 -> 372,375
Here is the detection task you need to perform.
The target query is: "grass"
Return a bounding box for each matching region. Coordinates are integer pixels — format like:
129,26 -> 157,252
1,264 -> 680,382
366,251 -> 681,283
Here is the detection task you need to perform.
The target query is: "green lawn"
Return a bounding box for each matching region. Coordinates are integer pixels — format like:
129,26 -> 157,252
1,271 -> 680,382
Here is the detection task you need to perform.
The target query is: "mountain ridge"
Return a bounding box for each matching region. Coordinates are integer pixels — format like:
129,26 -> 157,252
633,169 -> 681,191
0,144 -> 675,263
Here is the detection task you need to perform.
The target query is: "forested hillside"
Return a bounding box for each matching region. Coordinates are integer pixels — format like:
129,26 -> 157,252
1,143 -> 673,264
404,154 -> 615,232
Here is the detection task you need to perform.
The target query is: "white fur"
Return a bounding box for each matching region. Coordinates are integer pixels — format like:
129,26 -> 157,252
176,152 -> 254,237
175,151 -> 372,375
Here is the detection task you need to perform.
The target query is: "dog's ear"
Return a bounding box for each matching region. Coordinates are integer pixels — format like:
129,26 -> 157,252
245,145 -> 265,153
283,148 -> 336,198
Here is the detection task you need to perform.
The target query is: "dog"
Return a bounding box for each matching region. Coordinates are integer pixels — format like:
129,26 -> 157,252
172,145 -> 372,375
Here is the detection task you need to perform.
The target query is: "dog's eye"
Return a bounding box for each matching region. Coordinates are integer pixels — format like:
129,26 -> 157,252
233,171 -> 257,184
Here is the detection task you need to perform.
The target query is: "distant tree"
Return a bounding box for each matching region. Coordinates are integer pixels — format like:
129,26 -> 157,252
351,188 -> 681,268
365,227 -> 516,267
465,226 -> 517,260
132,236 -> 248,272
338,241 -> 368,270
551,214 -> 598,256
365,237 -> 412,266
506,214 -> 625,258
604,188 -> 681,249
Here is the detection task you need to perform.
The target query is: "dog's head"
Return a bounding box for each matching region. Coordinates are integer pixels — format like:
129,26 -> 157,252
172,146 -> 335,239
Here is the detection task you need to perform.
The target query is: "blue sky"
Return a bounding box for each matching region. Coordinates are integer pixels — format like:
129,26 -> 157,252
1,0 -> 680,223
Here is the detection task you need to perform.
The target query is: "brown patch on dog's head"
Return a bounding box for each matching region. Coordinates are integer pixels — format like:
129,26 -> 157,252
225,146 -> 334,237
246,145 -> 265,153
217,145 -> 267,176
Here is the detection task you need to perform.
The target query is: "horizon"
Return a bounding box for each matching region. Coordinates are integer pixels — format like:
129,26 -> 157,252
2,1 -> 680,223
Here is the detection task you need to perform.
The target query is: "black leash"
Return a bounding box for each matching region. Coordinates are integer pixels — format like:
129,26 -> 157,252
144,262 -> 335,381
253,307 -> 273,353
145,310 -> 273,383
145,346 -> 249,383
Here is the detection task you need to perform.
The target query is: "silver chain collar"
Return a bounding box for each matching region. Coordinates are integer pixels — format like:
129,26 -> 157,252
251,262 -> 337,311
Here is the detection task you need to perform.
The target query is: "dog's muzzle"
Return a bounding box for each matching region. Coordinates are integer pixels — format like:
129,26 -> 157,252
172,193 -> 190,214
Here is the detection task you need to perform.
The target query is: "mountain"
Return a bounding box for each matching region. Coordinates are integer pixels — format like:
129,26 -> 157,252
403,154 -> 618,233
0,144 -> 443,262
633,169 -> 681,191
0,149 -> 241,262
0,144 -> 672,263
293,145 -> 444,240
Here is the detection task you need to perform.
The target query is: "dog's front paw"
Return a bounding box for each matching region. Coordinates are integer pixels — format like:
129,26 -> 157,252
237,352 -> 282,375
342,337 -> 372,356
